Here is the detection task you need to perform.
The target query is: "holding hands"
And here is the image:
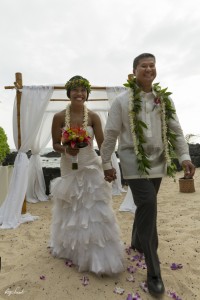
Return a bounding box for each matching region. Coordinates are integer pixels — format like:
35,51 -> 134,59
104,168 -> 117,182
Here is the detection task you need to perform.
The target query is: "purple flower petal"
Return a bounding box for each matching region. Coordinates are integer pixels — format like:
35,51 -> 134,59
140,281 -> 148,293
65,259 -> 74,267
136,261 -> 147,269
126,275 -> 135,282
126,294 -> 133,300
132,292 -> 142,300
167,290 -> 182,300
80,276 -> 89,286
127,265 -> 137,274
170,263 -> 183,270
130,254 -> 144,261
113,287 -> 125,295
125,247 -> 132,255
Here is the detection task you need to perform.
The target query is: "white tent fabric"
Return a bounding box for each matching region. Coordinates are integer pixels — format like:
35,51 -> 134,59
119,187 -> 136,213
0,84 -> 135,229
0,86 -> 53,229
26,111 -> 55,203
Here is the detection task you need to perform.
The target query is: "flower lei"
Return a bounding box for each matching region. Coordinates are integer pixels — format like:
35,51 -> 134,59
124,77 -> 177,178
65,104 -> 88,130
65,78 -> 91,94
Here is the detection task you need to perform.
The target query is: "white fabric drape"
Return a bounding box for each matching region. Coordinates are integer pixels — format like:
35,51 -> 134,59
106,86 -> 135,211
119,186 -> 136,213
0,86 -> 53,229
26,111 -> 54,203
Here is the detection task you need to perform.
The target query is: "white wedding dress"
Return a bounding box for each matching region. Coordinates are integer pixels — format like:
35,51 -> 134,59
50,126 -> 124,275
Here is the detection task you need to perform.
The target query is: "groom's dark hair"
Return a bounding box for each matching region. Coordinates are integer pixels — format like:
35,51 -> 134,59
133,53 -> 155,69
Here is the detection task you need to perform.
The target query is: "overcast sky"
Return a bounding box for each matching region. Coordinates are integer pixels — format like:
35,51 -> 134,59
0,0 -> 200,148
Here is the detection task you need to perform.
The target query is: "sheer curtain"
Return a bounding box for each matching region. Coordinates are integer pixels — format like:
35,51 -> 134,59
0,86 -> 53,229
106,87 -> 136,212
26,111 -> 54,203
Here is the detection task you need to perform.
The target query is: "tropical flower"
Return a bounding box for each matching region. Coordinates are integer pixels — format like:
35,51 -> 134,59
124,77 -> 177,178
61,127 -> 91,149
63,104 -> 91,169
62,127 -> 91,169
152,97 -> 161,111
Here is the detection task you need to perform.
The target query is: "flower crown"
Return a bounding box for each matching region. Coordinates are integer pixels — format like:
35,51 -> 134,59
65,78 -> 91,94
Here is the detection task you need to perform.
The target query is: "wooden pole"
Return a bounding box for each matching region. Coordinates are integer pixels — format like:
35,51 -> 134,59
5,85 -> 107,90
15,73 -> 26,214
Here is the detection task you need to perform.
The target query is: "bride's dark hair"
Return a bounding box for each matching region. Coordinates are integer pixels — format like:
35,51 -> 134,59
65,75 -> 91,100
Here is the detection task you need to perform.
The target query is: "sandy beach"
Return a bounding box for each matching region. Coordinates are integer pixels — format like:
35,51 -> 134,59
0,168 -> 200,300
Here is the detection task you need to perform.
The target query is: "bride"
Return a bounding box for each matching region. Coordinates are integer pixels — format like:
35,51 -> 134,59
50,75 -> 124,275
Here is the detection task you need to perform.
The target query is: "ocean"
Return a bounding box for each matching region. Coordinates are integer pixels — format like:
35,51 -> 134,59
40,147 -> 60,168
12,134 -> 200,169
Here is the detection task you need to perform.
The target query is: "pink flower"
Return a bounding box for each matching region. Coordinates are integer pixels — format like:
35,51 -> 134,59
61,127 -> 91,148
152,97 -> 161,111
154,97 -> 161,105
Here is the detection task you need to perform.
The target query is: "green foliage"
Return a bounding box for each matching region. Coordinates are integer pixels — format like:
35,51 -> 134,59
124,77 -> 178,178
0,127 -> 10,164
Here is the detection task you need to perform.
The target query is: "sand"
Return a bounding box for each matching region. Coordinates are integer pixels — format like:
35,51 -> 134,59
0,169 -> 200,300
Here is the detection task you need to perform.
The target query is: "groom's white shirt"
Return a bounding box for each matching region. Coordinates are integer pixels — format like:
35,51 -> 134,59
101,88 -> 191,179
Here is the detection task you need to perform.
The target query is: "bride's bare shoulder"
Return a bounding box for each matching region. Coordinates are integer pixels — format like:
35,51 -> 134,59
54,109 -> 65,119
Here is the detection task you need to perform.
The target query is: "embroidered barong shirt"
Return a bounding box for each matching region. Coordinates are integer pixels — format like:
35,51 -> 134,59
101,89 -> 191,179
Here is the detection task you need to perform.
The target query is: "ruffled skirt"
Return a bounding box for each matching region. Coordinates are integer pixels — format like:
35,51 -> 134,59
50,151 -> 125,275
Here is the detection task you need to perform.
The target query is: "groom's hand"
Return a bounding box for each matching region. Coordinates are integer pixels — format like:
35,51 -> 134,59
104,168 -> 117,182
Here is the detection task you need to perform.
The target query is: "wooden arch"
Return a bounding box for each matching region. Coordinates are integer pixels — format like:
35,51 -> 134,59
4,72 -> 108,214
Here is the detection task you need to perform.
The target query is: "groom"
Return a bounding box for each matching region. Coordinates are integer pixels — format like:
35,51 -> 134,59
101,53 -> 195,297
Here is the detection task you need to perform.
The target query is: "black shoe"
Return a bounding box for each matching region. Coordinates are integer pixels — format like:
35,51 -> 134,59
147,275 -> 165,297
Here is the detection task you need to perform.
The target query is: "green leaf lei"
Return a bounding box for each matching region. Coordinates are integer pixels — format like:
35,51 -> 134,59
65,78 -> 91,94
124,77 -> 178,178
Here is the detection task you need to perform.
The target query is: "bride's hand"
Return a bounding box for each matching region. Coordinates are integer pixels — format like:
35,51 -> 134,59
65,146 -> 79,156
104,168 -> 117,182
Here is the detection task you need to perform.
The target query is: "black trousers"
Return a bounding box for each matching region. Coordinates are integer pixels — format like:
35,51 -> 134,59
127,178 -> 162,277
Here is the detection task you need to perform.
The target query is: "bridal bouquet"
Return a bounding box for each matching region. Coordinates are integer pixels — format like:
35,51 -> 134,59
61,127 -> 91,169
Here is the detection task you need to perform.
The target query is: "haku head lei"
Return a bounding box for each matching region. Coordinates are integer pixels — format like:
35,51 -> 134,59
124,76 -> 177,178
65,75 -> 91,99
